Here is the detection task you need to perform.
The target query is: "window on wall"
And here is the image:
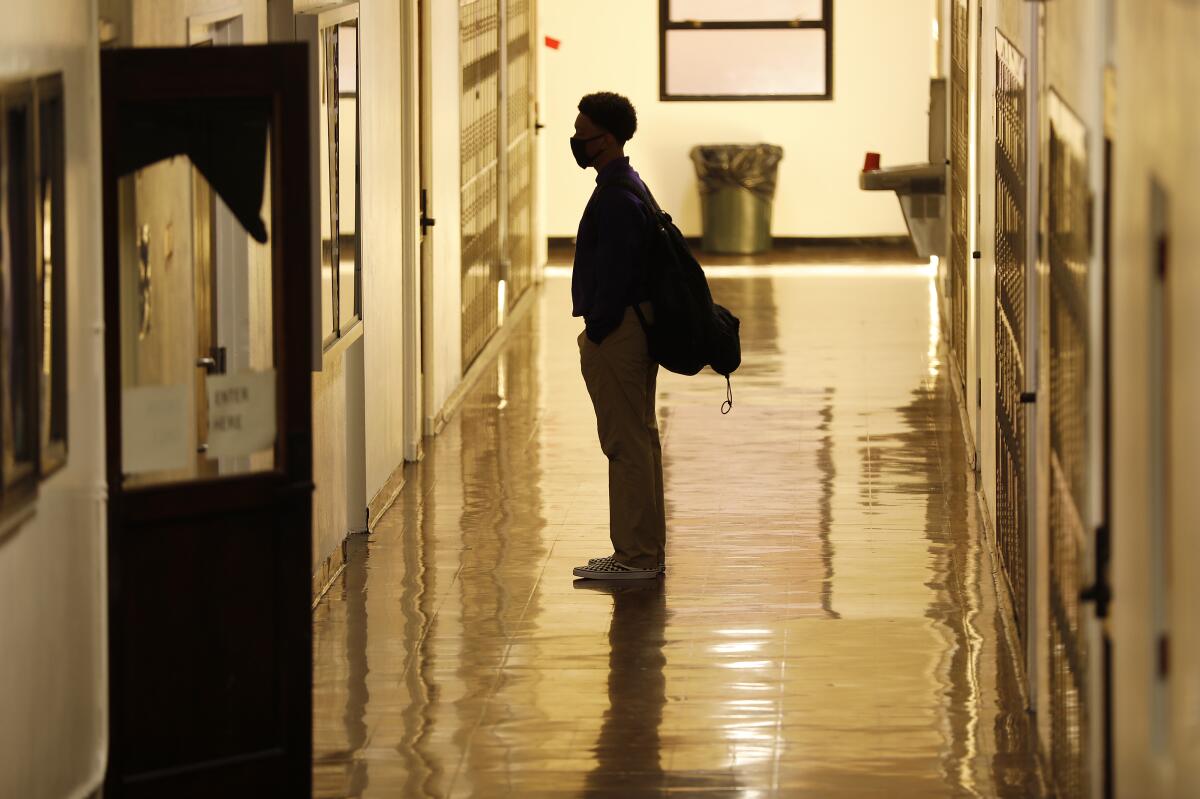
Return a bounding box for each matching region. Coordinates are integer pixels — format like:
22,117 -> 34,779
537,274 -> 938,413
659,0 -> 833,101
317,12 -> 361,347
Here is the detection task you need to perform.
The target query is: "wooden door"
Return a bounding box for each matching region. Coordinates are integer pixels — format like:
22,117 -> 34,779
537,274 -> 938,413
101,45 -> 313,798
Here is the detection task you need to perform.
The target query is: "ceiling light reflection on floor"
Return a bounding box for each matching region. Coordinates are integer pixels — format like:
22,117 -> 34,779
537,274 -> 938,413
711,642 -> 765,654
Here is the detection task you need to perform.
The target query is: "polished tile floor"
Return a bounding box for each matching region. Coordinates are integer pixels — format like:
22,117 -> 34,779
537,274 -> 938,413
312,266 -> 1044,798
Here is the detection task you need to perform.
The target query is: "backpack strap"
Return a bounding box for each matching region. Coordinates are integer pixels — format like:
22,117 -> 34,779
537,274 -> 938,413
610,177 -> 664,218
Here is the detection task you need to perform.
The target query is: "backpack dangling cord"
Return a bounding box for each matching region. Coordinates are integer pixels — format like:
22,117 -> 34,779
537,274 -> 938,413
721,376 -> 733,415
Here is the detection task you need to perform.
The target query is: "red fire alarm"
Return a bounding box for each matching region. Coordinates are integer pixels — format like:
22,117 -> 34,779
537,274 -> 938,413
545,35 -> 561,50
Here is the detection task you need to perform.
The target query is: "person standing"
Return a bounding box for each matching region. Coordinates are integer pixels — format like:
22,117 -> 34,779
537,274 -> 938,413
568,92 -> 666,581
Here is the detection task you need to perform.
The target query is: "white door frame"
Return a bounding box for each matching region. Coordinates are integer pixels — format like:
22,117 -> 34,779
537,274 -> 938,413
399,0 -> 424,461
418,0 -> 437,439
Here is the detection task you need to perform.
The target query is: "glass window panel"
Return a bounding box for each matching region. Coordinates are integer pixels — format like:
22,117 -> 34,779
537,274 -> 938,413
669,0 -> 823,23
319,26 -> 337,341
4,95 -> 38,487
665,28 -> 826,97
118,155 -> 276,487
338,23 -> 358,93
336,21 -> 359,327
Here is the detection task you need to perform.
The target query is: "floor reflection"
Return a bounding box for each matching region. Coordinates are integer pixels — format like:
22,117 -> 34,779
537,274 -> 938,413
578,578 -> 668,796
312,265 -> 1043,797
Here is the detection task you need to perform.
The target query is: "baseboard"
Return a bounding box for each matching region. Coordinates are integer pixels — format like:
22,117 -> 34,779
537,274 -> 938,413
311,536 -> 347,608
425,283 -> 540,439
974,488 -> 1052,795
368,460 -> 410,530
947,351 -> 979,472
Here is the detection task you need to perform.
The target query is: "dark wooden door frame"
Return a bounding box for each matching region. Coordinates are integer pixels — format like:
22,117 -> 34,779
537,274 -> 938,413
101,45 -> 313,797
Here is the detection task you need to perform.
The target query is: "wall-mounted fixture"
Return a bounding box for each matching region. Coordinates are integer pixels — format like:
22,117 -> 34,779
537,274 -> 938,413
858,78 -> 949,259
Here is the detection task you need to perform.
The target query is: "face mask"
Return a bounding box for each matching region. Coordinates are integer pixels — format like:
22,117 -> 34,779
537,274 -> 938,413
570,134 -> 606,169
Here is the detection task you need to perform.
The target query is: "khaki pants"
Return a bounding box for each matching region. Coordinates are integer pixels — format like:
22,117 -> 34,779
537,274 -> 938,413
578,306 -> 666,570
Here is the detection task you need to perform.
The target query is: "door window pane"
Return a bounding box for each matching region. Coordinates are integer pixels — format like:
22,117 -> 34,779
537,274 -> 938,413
319,27 -> 336,342
336,21 -> 360,329
317,18 -> 362,346
665,28 -> 827,97
669,0 -> 823,22
118,154 -> 276,486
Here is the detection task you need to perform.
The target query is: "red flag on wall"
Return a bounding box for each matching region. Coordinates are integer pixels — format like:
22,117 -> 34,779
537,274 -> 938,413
545,36 -> 561,50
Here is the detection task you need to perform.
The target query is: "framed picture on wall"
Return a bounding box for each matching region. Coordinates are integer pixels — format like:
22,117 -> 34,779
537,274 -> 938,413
0,71 -> 69,526
36,74 -> 67,476
1,80 -> 41,510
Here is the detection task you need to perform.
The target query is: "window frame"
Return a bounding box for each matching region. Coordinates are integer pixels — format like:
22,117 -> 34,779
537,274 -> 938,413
658,0 -> 834,102
299,2 -> 363,356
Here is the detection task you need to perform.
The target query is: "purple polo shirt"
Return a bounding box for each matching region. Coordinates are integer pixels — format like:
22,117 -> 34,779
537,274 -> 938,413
571,157 -> 652,344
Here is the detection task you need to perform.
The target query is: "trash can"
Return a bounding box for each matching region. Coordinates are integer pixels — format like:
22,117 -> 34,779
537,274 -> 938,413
690,144 -> 784,255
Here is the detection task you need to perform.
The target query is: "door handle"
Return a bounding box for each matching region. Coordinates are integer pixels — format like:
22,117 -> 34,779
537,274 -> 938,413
1079,523 -> 1112,618
420,189 -> 436,233
197,346 -> 226,375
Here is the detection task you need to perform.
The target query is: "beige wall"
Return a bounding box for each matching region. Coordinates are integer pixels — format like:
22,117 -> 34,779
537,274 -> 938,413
539,0 -> 934,238
0,2 -> 108,797
312,345 -> 350,574
356,0 -> 415,496
1113,1 -> 1200,796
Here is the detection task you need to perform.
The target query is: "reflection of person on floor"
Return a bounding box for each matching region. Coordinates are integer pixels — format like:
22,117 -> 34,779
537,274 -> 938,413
568,92 -> 667,581
579,579 -> 667,794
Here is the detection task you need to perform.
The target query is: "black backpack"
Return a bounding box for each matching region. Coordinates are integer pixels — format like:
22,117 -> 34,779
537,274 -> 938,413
613,178 -> 741,413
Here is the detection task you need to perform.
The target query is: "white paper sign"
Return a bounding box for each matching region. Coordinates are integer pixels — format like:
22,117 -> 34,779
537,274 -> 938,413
122,384 -> 191,475
206,370 -> 276,459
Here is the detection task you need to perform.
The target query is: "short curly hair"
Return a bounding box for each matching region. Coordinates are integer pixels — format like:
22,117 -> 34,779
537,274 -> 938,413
578,92 -> 638,144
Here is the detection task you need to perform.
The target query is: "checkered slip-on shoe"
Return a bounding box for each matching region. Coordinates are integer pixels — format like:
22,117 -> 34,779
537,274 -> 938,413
573,556 -> 661,580
572,578 -> 662,594
588,554 -> 665,573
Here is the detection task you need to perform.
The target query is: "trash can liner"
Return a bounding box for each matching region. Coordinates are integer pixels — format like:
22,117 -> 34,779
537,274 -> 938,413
689,144 -> 784,202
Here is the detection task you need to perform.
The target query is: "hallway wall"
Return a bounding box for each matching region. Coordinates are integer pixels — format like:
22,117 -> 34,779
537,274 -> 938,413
539,0 -> 933,239
0,2 -> 107,797
284,0 -> 422,578
951,0 -> 1200,795
347,0 -> 414,505
1112,1 -> 1200,794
